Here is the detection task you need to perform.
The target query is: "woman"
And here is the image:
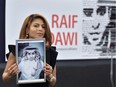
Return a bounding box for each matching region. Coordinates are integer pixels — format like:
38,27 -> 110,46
2,14 -> 58,87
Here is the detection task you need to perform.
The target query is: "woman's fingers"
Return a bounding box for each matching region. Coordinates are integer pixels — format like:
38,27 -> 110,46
8,63 -> 18,76
46,63 -> 53,70
44,63 -> 53,76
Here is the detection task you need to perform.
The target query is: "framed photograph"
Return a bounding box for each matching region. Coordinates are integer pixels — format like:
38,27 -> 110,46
16,38 -> 46,84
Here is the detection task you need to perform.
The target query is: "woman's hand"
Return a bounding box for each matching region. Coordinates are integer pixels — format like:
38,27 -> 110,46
44,63 -> 53,79
2,52 -> 18,81
2,63 -> 18,81
6,63 -> 18,79
44,63 -> 56,86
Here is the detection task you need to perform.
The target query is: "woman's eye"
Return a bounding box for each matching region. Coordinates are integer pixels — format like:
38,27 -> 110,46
42,25 -> 46,28
34,25 -> 39,27
33,24 -> 45,28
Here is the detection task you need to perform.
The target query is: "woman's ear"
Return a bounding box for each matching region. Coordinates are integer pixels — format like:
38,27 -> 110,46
26,28 -> 29,38
26,28 -> 29,34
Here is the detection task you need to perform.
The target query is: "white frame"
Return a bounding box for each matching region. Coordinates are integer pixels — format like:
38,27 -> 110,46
16,38 -> 46,84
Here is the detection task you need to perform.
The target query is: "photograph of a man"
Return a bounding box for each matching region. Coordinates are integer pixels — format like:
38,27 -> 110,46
18,46 -> 44,80
16,39 -> 45,84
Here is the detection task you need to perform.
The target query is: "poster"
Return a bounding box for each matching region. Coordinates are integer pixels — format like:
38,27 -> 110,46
5,0 -> 116,60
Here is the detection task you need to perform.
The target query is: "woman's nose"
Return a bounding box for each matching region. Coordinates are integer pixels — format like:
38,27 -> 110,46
37,26 -> 43,30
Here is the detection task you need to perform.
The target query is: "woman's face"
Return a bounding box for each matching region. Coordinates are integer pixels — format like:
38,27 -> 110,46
28,18 -> 45,39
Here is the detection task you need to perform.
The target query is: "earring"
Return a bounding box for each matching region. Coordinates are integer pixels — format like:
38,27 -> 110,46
26,34 -> 29,38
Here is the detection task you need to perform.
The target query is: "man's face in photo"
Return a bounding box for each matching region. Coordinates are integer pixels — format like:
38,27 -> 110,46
26,49 -> 36,61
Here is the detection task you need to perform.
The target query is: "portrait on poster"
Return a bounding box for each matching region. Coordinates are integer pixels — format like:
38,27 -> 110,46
16,39 -> 46,84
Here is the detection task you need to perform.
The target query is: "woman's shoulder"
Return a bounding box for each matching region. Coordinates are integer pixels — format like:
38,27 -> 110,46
8,45 -> 15,52
51,46 -> 56,50
50,46 -> 58,53
6,45 -> 16,58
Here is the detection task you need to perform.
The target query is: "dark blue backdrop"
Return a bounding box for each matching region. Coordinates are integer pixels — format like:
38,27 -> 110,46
0,0 -> 5,62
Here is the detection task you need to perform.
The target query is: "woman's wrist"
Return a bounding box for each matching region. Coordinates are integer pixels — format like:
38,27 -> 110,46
49,75 -> 55,82
47,74 -> 55,82
47,74 -> 53,81
47,74 -> 56,87
2,72 -> 12,81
